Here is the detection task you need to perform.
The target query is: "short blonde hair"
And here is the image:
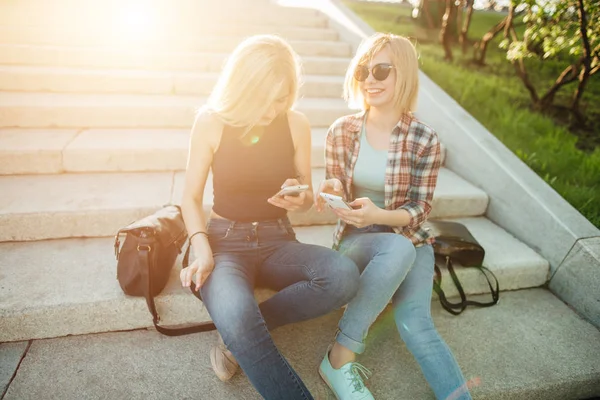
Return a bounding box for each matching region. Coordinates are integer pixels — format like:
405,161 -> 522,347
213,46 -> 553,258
344,33 -> 419,113
206,35 -> 301,128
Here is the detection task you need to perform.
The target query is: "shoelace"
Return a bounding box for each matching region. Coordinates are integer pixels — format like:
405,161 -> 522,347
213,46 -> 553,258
345,363 -> 372,393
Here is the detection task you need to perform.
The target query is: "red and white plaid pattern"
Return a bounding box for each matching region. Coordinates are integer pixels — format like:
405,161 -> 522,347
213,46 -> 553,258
325,111 -> 442,248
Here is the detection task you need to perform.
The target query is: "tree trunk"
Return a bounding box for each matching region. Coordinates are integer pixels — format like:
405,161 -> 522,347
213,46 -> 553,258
421,0 -> 436,29
539,62 -> 580,109
504,2 -> 516,39
513,58 -> 539,106
570,0 -> 592,121
473,17 -> 507,65
440,0 -> 458,61
460,0 -> 475,54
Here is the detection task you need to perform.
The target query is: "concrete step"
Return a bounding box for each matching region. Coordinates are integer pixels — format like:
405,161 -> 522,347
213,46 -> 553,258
3,289 -> 598,400
0,37 -> 349,59
0,66 -> 345,97
0,36 -> 349,58
0,93 -> 352,128
0,167 -> 486,241
0,44 -> 350,75
0,24 -> 339,46
0,128 -> 447,174
0,3 -> 329,29
0,217 -> 548,343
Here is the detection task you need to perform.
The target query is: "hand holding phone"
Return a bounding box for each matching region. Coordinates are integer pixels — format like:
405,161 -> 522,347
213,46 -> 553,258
273,184 -> 309,198
319,192 -> 353,211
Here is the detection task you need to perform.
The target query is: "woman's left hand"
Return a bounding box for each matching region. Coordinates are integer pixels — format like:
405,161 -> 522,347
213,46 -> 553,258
267,178 -> 306,211
332,197 -> 383,228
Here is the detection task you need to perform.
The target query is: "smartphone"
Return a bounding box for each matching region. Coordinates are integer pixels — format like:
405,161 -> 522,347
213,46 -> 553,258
319,192 -> 353,210
273,184 -> 309,197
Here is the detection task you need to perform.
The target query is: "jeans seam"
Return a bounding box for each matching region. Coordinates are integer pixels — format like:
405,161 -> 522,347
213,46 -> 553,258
256,308 -> 310,399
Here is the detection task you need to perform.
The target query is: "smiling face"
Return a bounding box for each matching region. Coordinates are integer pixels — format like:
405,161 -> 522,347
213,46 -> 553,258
344,33 -> 420,115
358,46 -> 396,111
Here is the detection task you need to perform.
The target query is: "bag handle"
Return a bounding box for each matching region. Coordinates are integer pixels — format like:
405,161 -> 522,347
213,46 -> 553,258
433,257 -> 500,315
137,241 -> 216,335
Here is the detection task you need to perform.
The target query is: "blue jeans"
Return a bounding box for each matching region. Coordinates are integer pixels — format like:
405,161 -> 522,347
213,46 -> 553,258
337,225 -> 472,400
199,217 -> 360,400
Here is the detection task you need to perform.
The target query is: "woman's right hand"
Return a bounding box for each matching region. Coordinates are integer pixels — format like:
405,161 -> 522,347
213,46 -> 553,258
180,252 -> 215,291
314,178 -> 344,212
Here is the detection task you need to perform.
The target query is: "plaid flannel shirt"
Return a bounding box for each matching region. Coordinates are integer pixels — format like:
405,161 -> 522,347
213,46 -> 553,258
325,111 -> 442,249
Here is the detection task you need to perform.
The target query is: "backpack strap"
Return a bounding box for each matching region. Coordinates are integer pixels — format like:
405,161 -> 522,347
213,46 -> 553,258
138,239 -> 216,336
433,256 -> 500,315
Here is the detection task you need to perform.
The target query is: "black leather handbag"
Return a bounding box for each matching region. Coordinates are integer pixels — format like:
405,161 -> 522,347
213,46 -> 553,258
114,205 -> 215,335
428,220 -> 500,315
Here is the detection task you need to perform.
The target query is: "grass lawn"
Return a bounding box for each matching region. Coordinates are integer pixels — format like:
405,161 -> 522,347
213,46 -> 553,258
343,0 -> 600,229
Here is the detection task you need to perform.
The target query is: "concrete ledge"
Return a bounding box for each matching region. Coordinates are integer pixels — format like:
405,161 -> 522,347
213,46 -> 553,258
0,38 -> 351,59
0,167 -> 484,241
0,2 -> 328,30
549,237 -> 600,329
0,129 -> 78,175
0,45 -> 351,75
0,127 -> 445,174
0,219 -> 548,342
0,93 -> 351,128
3,290 -> 598,399
0,24 -> 339,46
0,341 -> 27,395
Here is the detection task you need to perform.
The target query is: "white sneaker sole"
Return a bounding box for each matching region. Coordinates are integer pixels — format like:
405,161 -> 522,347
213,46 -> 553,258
318,367 -> 342,400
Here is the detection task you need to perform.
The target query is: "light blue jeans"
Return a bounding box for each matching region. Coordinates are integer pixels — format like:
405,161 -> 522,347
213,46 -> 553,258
337,224 -> 472,400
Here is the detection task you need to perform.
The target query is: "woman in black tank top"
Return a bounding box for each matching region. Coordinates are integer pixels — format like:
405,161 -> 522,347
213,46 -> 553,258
178,35 -> 359,400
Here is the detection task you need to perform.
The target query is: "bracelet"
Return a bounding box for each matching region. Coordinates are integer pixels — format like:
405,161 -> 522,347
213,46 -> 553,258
189,231 -> 209,241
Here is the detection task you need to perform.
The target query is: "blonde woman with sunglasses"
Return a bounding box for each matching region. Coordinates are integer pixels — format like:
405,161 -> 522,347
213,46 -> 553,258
179,35 -> 360,400
314,33 -> 472,400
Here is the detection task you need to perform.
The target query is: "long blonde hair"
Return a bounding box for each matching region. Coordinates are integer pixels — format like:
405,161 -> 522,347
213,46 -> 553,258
344,33 -> 419,113
206,35 -> 301,128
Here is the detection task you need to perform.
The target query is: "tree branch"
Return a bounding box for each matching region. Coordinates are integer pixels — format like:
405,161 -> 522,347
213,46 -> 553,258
460,0 -> 475,54
473,14 -> 508,64
571,0 -> 592,116
504,2 -> 516,39
540,62 -> 581,106
439,0 -> 458,61
513,58 -> 539,104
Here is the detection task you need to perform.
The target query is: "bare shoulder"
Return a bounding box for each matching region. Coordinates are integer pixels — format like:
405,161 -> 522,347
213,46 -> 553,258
191,108 -> 225,152
286,110 -> 311,148
287,109 -> 311,133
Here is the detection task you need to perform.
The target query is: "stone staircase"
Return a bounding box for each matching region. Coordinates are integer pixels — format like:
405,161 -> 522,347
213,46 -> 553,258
1,1 -> 599,399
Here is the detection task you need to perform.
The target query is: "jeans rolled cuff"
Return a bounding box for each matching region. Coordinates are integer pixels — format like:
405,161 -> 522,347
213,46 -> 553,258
335,330 -> 366,354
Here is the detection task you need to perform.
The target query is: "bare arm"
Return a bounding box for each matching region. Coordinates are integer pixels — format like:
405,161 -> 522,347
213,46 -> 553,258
267,110 -> 314,212
314,120 -> 345,211
180,111 -> 221,290
289,110 -> 314,211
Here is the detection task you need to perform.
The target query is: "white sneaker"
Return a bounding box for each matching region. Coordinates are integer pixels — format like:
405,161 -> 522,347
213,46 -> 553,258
318,348 -> 374,400
210,333 -> 239,382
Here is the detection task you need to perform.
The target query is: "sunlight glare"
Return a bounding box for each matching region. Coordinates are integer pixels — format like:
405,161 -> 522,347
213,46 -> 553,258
115,2 -> 157,41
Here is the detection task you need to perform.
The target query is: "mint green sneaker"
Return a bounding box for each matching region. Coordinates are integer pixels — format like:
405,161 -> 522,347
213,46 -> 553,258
319,349 -> 374,400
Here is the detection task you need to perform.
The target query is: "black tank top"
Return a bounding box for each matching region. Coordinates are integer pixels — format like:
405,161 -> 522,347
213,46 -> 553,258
211,114 -> 297,222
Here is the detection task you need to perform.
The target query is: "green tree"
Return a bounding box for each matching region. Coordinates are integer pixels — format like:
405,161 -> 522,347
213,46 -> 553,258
503,0 -> 599,122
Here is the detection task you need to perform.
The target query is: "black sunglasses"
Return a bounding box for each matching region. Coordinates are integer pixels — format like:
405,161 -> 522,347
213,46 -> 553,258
354,63 -> 394,82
